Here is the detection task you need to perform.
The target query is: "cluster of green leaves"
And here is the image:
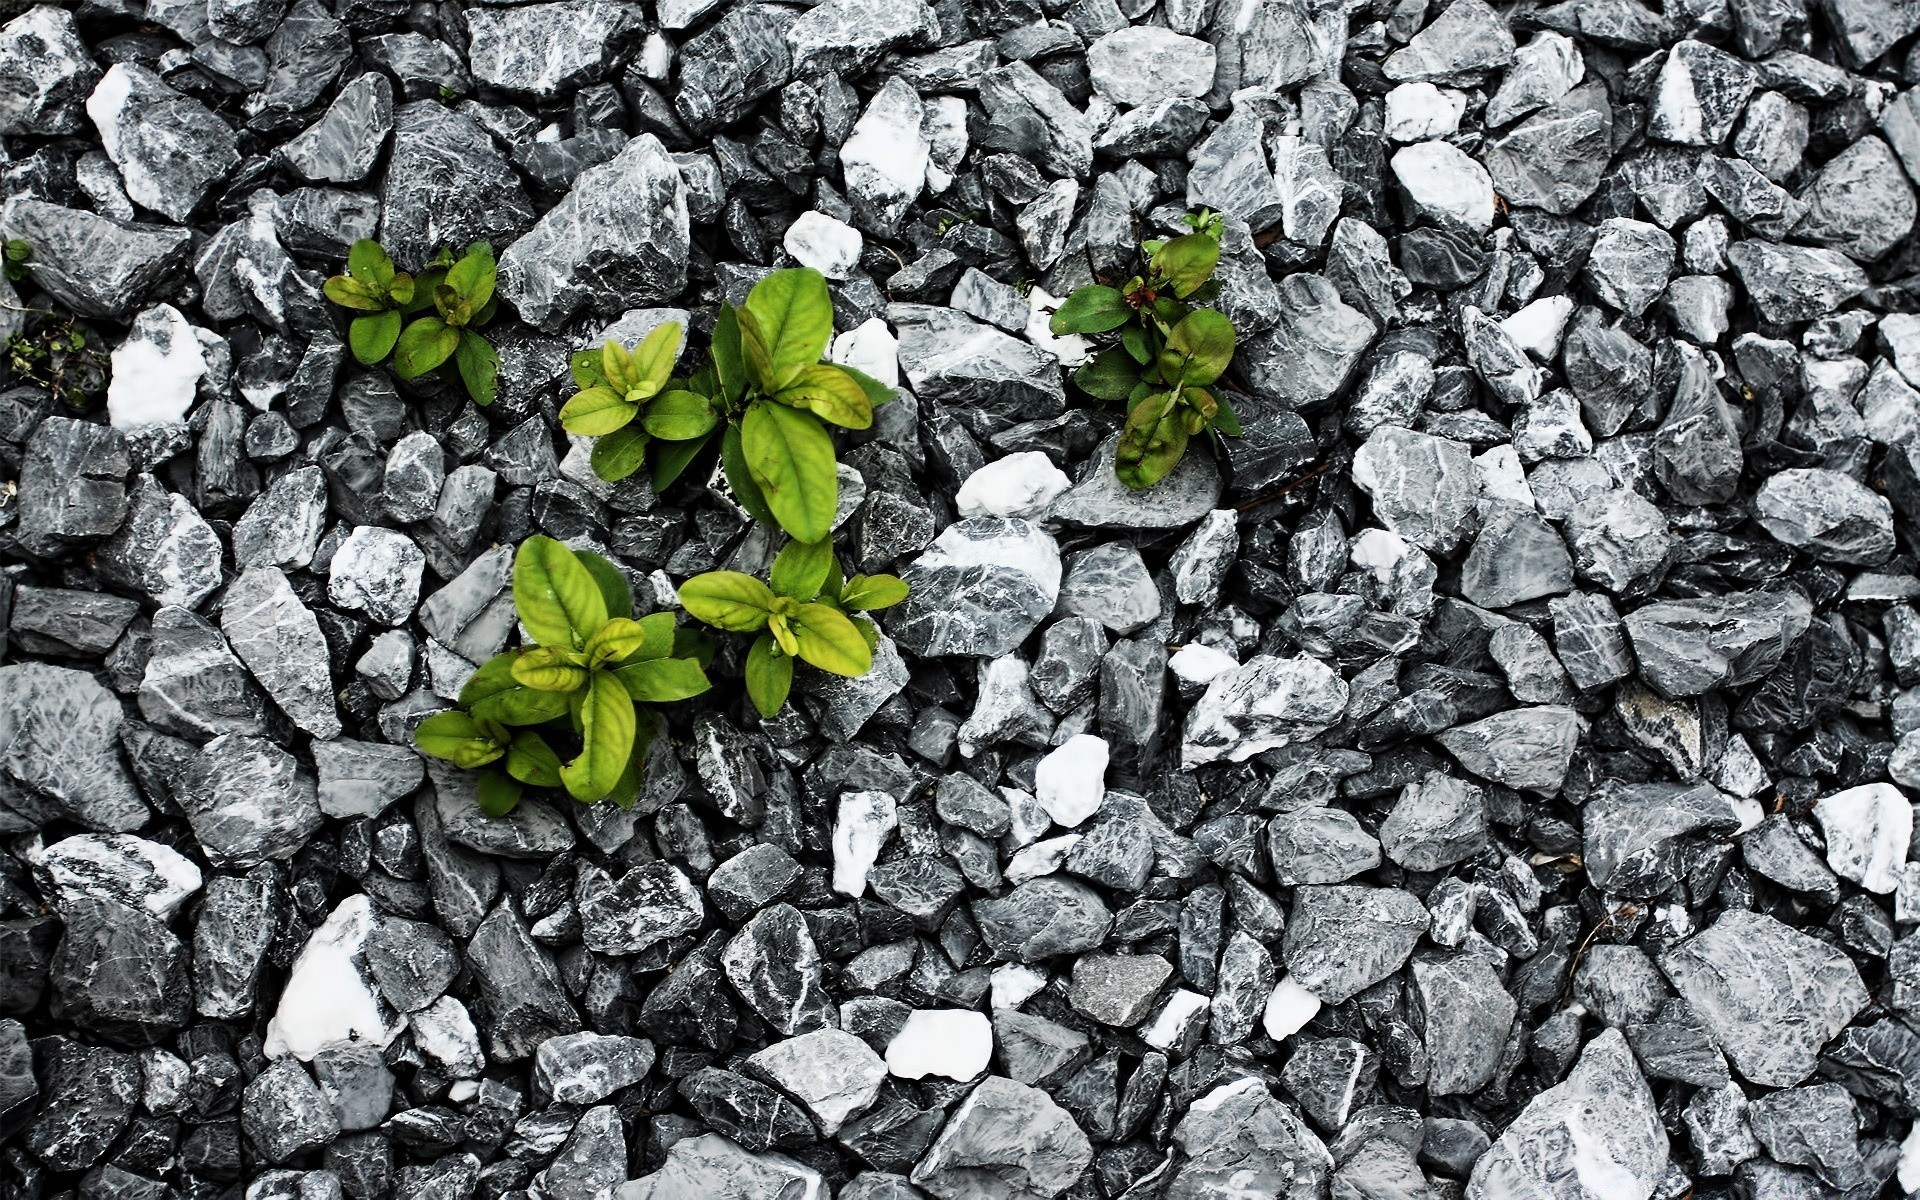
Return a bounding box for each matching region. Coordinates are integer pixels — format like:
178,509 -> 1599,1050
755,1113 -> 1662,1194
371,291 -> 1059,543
1049,211 -> 1241,489
412,536 -> 712,815
678,538 -> 907,719
4,239 -> 28,283
325,239 -> 501,407
562,267 -> 890,546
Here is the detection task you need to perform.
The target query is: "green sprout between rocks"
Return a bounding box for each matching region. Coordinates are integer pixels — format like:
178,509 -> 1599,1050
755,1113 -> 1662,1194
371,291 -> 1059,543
561,266 -> 893,546
325,238 -> 501,407
412,535 -> 713,815
677,537 -> 908,720
4,239 -> 29,282
1049,210 -> 1240,489
2,242 -> 108,409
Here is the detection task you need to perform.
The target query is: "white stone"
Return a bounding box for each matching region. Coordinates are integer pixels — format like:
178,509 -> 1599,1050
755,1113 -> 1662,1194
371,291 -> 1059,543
1142,989 -> 1211,1050
1034,734 -> 1108,828
108,304 -> 205,429
328,526 -> 426,626
1027,286 -> 1092,367
747,1029 -> 886,1134
1384,82 -> 1464,142
1262,976 -> 1323,1040
1390,140 -> 1495,232
783,210 -> 863,280
1814,782 -> 1912,894
1005,835 -> 1080,885
1170,643 -> 1240,688
1486,32 -> 1584,125
830,317 -> 899,389
885,1009 -> 993,1080
410,995 -> 484,1077
1902,1119 -> 1920,1194
832,790 -> 897,897
922,94 -> 968,194
990,964 -> 1048,1010
265,894 -> 406,1061
955,452 -> 1073,519
1500,295 -> 1576,360
839,77 -> 926,228
1474,445 -> 1537,507
30,833 -> 203,919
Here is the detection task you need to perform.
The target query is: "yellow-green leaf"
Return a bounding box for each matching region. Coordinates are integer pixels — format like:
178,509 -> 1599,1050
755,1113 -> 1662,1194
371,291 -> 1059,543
776,363 -> 872,430
789,602 -> 871,677
585,617 -> 650,666
621,611 -> 680,662
676,570 -> 775,632
612,656 -> 711,703
1049,284 -> 1131,335
455,331 -> 498,406
560,387 -> 639,437
839,573 -> 910,610
643,389 -> 718,440
475,770 -> 523,816
392,316 -> 459,379
744,266 -> 834,389
458,652 -> 523,707
769,536 -> 834,600
591,427 -> 649,482
1160,308 -> 1235,387
505,732 -> 563,787
1116,390 -> 1189,490
744,634 -> 792,719
712,303 -> 746,402
576,550 -> 633,620
741,400 -> 838,545
325,275 -> 384,311
347,238 -> 394,287
511,647 -> 589,693
513,535 -> 608,648
413,711 -> 505,768
560,672 -> 635,802
349,310 -> 401,365
469,685 -> 571,727
628,321 -> 684,400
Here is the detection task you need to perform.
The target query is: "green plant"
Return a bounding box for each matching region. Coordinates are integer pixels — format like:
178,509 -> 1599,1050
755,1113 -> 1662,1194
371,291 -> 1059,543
561,267 -> 891,545
4,239 -> 29,282
677,537 -> 908,719
412,535 -> 712,814
1048,210 -> 1241,489
325,239 -> 500,407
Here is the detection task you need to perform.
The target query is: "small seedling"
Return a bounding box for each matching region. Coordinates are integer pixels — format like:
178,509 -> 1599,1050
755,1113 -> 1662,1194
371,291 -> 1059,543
325,239 -> 501,407
2,246 -> 108,409
412,535 -> 712,814
570,267 -> 891,547
1049,211 -> 1241,489
677,537 -> 908,719
4,239 -> 29,282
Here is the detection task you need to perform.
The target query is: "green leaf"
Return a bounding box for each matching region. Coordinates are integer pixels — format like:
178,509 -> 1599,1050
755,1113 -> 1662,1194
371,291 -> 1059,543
722,423 -> 779,529
513,535 -> 608,649
736,306 -> 778,396
392,316 -> 459,379
561,672 -> 637,802
413,711 -> 506,768
576,551 -> 633,620
677,570 -> 775,632
612,656 -> 711,703
585,617 -> 650,665
455,330 -> 498,406
1072,348 -> 1142,402
571,347 -> 608,390
744,634 -> 792,719
839,573 -> 910,610
620,612 -> 680,661
347,238 -> 394,287
458,652 -> 523,707
643,390 -> 718,440
561,386 -> 640,437
1160,309 -> 1235,386
1049,285 -> 1132,335
789,603 -> 872,677
1150,230 -> 1222,298
404,267 -> 445,314
349,310 -> 401,365
1116,391 -> 1190,490
628,321 -> 683,400
505,732 -> 563,787
838,365 -> 896,408
469,685 -> 571,727
445,242 -> 497,311
324,275 -> 384,311
1120,325 -> 1152,364
475,770 -> 523,817
511,647 -> 589,693
712,304 -> 745,402
591,427 -> 650,482
770,537 -> 834,601
742,400 -> 838,544
650,430 -> 711,492
851,614 -> 880,654
1211,393 -> 1242,437
776,363 -> 872,430
745,266 -> 834,389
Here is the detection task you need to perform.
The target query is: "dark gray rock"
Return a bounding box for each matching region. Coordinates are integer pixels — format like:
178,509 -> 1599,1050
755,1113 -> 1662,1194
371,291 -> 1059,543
86,63 -> 238,221
892,518 -> 1062,658
139,606 -> 270,740
0,6 -> 99,135
49,896 -> 189,1045
15,415 -> 129,555
379,101 -> 534,268
911,1075 -> 1093,1199
1623,589 -> 1814,698
177,734 -> 323,868
723,903 -> 834,1036
1467,1029 -> 1665,1198
1283,885 -> 1428,1004
0,663 -> 145,832
0,199 -> 189,318
221,567 -> 340,739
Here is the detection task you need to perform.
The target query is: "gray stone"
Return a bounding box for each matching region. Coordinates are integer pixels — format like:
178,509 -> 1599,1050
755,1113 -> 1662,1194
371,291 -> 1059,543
1169,1076 -> 1331,1200
895,311 -> 1065,440
1412,952 -> 1516,1095
178,735 -> 323,867
1241,273 -> 1377,407
467,1 -> 644,98
910,1075 -> 1092,1200
0,5 -> 99,135
1726,240 -> 1868,323
49,896 -> 189,1046
139,606 -> 270,741
1283,885 -> 1428,1004
1049,433 -> 1224,530
222,568 -> 340,739
1352,426 -> 1478,554
86,63 -> 238,221
1467,1028 -> 1665,1199
1182,654 -> 1348,768
379,101 -> 534,269
1623,589 -> 1814,698
892,518 -> 1062,658
0,663 -> 145,832
1753,468 -> 1894,565
0,199 -> 189,318
1435,706 -> 1582,795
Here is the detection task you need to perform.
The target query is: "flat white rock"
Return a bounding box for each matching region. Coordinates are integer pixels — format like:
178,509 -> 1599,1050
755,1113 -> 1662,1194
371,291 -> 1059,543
955,451 -> 1072,519
832,790 -> 897,897
746,1028 -> 886,1134
1034,734 -> 1109,827
1384,82 -> 1464,142
990,963 -> 1048,1010
1170,643 -> 1240,688
411,994 -> 484,1077
1263,976 -> 1323,1040
1390,140 -> 1495,232
831,316 -> 899,388
265,893 -> 406,1060
30,833 -> 203,919
108,304 -> 205,429
1814,782 -> 1912,893
885,1009 -> 993,1080
783,210 -> 863,279
1143,989 -> 1211,1050
1500,295 -> 1576,360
